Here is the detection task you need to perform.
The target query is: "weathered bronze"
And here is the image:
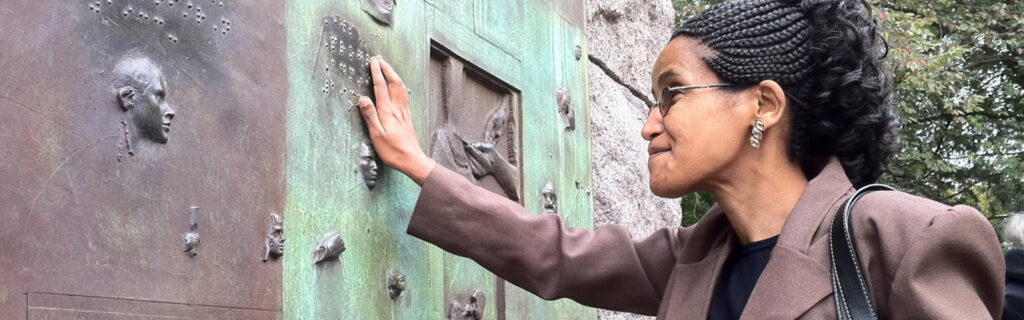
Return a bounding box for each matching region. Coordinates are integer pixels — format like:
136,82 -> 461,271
113,53 -> 176,144
315,16 -> 377,108
482,97 -> 510,145
2,0 -> 288,315
361,0 -> 395,26
183,206 -> 200,257
313,232 -> 346,264
448,289 -> 486,320
541,182 -> 557,215
556,87 -> 576,131
3,0 -> 593,318
359,140 -> 380,188
429,51 -> 522,202
264,213 -> 285,262
465,141 -> 520,201
386,270 -> 407,300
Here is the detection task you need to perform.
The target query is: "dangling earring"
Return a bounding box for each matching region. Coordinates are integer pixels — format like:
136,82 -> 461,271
749,119 -> 765,148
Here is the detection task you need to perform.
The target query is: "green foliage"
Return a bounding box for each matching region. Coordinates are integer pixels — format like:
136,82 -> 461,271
874,0 -> 1024,222
681,191 -> 715,227
673,0 -> 1024,228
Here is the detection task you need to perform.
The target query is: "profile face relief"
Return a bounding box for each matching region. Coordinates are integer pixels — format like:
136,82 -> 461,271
113,55 -> 176,144
359,140 -> 380,188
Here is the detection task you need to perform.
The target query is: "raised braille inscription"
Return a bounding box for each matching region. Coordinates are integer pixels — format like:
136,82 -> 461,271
313,16 -> 379,107
86,0 -> 235,46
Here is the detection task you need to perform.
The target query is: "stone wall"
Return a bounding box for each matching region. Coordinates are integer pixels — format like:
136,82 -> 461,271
585,0 -> 680,319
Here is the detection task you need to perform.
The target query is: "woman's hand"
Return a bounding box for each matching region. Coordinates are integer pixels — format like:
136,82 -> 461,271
358,57 -> 436,185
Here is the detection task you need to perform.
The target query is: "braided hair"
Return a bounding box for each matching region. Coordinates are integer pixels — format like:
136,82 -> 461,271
674,0 -> 902,187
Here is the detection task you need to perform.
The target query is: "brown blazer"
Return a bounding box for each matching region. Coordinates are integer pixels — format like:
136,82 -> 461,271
408,158 -> 1005,319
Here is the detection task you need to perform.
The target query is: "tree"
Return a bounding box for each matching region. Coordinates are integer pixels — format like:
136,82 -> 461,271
673,0 -> 1024,229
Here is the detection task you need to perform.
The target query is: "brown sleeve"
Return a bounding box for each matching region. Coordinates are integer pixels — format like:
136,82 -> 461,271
886,205 -> 1006,319
408,165 -> 681,316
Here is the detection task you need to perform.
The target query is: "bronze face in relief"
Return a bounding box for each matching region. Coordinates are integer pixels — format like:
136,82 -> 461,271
264,213 -> 285,262
359,140 -> 380,188
112,54 -> 176,144
541,182 -> 557,214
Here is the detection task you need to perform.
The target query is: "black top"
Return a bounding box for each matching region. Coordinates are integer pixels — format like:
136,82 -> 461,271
1006,248 -> 1024,320
708,235 -> 779,320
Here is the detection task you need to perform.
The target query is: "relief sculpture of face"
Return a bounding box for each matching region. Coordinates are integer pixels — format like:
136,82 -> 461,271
113,55 -> 175,144
362,0 -> 395,25
264,213 -> 285,262
541,182 -> 557,214
359,140 -> 380,188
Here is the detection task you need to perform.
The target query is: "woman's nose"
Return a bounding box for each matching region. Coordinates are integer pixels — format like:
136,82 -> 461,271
641,108 -> 663,141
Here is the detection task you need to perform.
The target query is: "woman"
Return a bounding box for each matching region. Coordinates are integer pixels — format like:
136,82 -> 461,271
356,0 -> 1005,318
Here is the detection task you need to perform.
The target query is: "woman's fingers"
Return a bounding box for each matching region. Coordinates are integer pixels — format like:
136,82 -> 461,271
357,56 -> 435,185
369,58 -> 393,117
379,59 -> 405,91
358,96 -> 385,137
378,59 -> 411,119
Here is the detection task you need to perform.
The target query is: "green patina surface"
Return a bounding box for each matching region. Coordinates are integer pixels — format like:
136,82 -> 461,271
283,0 -> 595,318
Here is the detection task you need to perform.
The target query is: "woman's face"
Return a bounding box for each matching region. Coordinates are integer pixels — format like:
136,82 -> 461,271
643,37 -> 757,198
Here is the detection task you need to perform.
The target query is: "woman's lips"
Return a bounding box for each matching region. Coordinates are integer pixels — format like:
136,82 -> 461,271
648,147 -> 670,157
647,147 -> 671,155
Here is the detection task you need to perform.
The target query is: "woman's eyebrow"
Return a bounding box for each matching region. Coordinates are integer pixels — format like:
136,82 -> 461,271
657,70 -> 683,86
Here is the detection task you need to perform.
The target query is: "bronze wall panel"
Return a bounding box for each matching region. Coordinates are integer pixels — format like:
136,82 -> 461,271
26,293 -> 279,320
0,0 -> 288,317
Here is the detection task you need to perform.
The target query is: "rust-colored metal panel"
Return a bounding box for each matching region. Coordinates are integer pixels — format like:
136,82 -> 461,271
0,0 -> 288,317
26,293 -> 280,320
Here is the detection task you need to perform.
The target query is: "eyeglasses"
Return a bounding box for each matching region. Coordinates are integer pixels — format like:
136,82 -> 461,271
652,84 -> 735,117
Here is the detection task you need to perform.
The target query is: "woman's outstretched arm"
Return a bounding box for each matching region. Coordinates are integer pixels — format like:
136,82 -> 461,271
356,57 -> 681,315
408,164 -> 680,315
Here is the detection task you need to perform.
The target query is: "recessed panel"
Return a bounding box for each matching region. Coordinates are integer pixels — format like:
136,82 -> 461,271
27,293 -> 279,320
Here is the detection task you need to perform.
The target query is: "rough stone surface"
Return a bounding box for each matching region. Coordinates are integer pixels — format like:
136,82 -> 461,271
585,0 -> 680,319
587,0 -> 676,93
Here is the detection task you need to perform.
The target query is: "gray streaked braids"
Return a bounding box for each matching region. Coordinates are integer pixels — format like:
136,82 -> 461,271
673,0 -> 903,187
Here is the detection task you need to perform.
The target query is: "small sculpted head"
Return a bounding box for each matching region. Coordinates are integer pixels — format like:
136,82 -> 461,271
541,182 -> 557,214
266,213 -> 285,258
359,140 -> 379,188
113,54 -> 175,144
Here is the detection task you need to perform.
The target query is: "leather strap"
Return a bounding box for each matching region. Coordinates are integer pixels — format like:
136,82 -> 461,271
830,184 -> 893,320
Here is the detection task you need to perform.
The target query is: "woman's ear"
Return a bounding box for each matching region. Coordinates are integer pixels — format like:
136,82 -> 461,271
754,80 -> 788,129
117,86 -> 135,111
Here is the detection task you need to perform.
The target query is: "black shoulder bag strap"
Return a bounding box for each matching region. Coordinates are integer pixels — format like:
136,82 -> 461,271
830,183 -> 894,320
